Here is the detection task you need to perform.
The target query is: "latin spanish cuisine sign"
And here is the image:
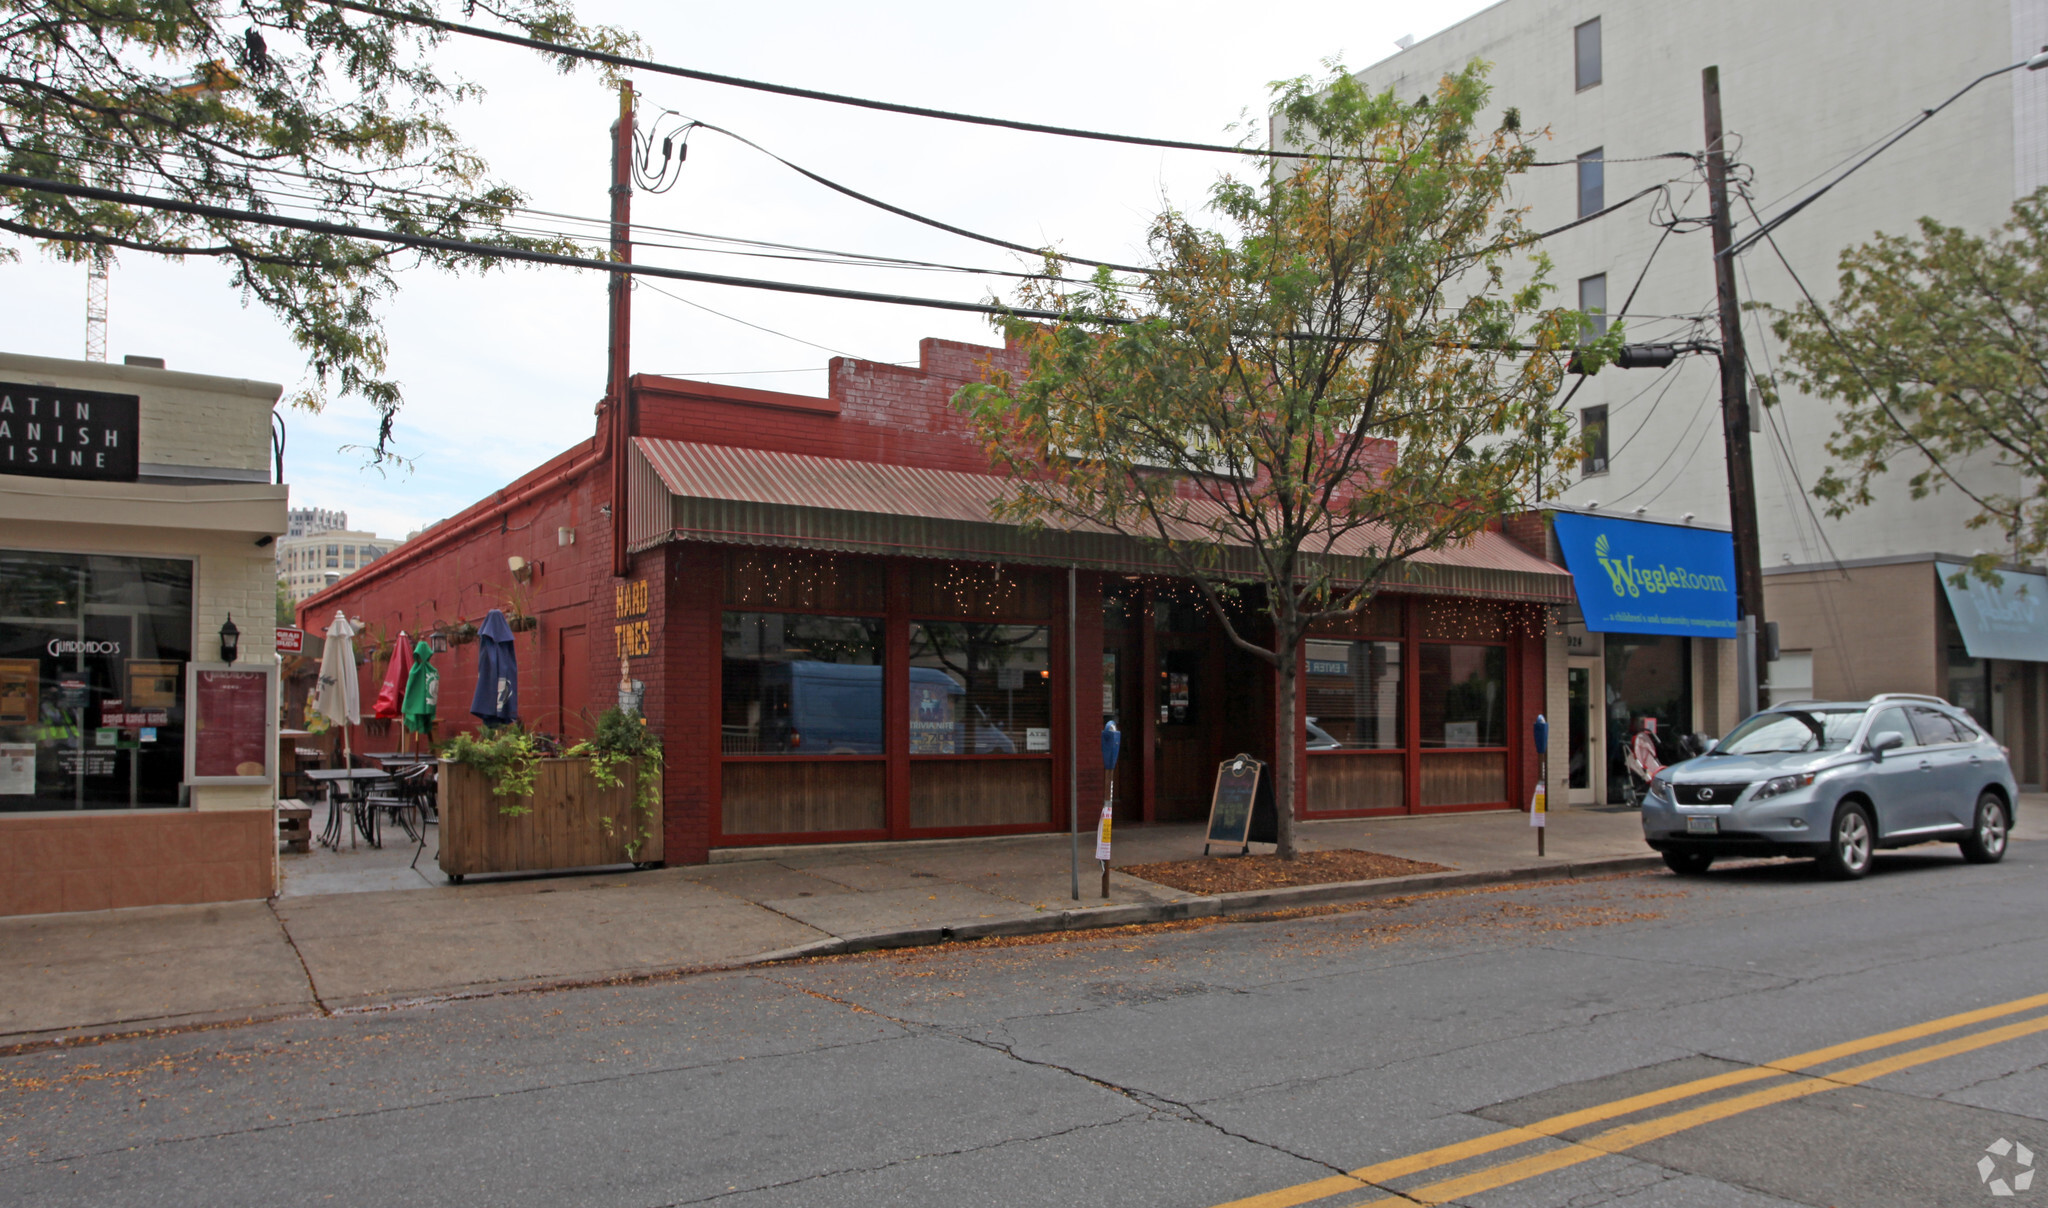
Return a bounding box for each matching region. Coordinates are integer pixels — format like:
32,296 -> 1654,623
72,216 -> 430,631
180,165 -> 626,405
1552,512 -> 1738,639
0,382 -> 140,482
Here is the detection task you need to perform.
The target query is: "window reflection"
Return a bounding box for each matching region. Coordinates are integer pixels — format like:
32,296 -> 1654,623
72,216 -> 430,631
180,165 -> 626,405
1305,639 -> 1402,749
1419,644 -> 1505,748
908,622 -> 1051,755
721,613 -> 884,755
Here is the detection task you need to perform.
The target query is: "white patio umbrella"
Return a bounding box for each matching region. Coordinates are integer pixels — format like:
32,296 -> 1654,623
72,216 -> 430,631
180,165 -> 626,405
315,612 -> 361,765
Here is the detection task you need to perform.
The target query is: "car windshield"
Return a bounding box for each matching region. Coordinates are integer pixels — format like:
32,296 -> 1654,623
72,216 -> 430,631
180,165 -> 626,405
1715,708 -> 1867,755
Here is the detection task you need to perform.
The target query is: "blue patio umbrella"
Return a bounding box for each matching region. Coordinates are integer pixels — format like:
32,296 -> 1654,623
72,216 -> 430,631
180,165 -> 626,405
469,609 -> 520,727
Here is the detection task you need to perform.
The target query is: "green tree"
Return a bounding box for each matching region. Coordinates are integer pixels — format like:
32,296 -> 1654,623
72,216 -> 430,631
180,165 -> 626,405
0,1 -> 636,456
276,576 -> 295,627
955,63 -> 1604,858
1770,192 -> 2048,580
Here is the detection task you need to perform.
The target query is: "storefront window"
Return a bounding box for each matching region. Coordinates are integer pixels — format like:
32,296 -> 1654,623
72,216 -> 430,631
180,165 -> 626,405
0,550 -> 193,811
1305,638 -> 1403,749
908,622 -> 1051,755
1604,633 -> 1693,802
1947,647 -> 1988,727
1419,644 -> 1505,747
721,613 -> 884,755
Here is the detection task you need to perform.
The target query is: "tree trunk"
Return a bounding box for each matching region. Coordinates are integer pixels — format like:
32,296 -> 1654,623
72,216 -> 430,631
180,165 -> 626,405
1272,637 -> 1299,860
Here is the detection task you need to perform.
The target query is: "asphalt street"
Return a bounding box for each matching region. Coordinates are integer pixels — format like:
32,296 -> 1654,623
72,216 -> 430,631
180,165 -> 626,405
5,843 -> 2047,1208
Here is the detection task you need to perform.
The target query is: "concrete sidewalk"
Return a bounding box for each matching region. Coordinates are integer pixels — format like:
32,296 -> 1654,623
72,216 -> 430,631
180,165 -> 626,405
4,801 -> 2037,1046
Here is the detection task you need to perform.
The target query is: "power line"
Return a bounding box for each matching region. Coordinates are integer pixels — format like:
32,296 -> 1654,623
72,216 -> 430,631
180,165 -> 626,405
655,116 -> 1150,274
0,169 -> 1091,323
0,169 -> 1690,349
318,0 -> 1338,161
3,127 -> 1142,289
638,278 -> 874,359
1726,54 -> 2045,259
317,1 -> 1700,168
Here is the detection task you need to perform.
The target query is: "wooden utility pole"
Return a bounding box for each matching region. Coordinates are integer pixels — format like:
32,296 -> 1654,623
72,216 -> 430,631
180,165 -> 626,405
1702,66 -> 1766,714
607,80 -> 636,578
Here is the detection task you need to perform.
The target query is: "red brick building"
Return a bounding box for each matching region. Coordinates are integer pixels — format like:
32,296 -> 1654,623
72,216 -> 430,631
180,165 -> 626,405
302,336 -> 1570,866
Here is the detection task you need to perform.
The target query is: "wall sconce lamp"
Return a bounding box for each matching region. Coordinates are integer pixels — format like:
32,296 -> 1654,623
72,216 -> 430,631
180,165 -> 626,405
508,555 -> 534,583
219,614 -> 240,664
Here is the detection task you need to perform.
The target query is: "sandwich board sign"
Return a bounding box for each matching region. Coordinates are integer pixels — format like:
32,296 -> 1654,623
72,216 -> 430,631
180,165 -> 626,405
1204,753 -> 1277,855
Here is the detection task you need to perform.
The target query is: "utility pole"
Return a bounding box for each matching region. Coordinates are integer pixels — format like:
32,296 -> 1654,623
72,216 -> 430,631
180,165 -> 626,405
1702,66 -> 1767,717
607,80 -> 636,579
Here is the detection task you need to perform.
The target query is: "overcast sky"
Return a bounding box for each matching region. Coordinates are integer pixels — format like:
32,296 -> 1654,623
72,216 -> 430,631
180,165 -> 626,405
0,0 -> 1496,540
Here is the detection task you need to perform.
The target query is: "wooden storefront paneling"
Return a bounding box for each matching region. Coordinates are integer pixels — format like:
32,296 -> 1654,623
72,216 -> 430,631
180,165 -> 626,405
1305,751 -> 1404,814
1419,750 -> 1507,807
908,758 -> 1052,829
721,760 -> 886,835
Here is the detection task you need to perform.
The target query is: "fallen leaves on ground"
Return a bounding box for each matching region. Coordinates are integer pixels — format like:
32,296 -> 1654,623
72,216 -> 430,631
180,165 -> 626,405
1120,849 -> 1451,895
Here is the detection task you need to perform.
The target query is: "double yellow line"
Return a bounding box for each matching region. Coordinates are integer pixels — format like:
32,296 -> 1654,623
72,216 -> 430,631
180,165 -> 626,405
1216,990 -> 2048,1208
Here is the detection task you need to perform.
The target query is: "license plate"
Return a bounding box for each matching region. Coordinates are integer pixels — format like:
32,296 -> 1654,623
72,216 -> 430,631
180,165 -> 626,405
1686,815 -> 1720,835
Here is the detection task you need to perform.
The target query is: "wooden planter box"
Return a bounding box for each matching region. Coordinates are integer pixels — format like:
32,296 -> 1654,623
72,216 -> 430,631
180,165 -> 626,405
437,757 -> 663,881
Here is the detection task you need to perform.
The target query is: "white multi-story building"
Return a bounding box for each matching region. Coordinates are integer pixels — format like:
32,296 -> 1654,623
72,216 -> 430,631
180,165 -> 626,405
276,525 -> 400,604
1351,1 -> 2048,795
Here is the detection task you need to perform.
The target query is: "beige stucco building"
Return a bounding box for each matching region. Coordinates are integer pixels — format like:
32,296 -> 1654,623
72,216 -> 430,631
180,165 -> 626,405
1353,0 -> 2048,794
0,352 -> 288,916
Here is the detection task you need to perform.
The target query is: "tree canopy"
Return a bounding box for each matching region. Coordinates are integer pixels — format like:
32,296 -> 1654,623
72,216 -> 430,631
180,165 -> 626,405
0,0 -> 636,455
955,62 -> 1607,857
1770,191 -> 2048,580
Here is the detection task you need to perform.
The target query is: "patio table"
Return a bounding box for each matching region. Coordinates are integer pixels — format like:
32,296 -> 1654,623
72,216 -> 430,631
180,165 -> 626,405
305,767 -> 397,849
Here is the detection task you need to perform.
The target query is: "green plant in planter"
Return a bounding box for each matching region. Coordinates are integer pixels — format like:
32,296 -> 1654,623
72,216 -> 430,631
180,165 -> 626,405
569,707 -> 662,860
440,727 -> 544,816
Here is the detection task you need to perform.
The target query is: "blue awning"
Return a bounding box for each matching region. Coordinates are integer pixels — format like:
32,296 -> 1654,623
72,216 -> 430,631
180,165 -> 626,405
1941,565 -> 2048,662
1552,513 -> 1738,638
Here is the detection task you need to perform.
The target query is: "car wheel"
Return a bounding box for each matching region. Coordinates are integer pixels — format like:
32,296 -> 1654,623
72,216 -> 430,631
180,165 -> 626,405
1959,793 -> 2009,865
1662,851 -> 1714,876
1819,801 -> 1875,880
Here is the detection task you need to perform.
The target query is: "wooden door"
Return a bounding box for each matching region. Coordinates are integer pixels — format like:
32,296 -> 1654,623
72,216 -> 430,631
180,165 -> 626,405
557,625 -> 591,739
1154,631 -> 1218,820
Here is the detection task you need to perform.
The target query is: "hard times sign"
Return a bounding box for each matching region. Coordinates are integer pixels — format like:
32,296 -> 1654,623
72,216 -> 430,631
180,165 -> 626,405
0,382 -> 140,482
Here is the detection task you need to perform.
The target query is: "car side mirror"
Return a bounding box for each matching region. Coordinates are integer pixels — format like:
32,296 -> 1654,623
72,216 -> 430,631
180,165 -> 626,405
1696,735 -> 1717,754
1869,731 -> 1906,760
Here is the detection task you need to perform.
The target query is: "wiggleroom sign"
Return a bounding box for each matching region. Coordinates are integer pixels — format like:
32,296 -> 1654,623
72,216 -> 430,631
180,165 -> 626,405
0,382 -> 140,483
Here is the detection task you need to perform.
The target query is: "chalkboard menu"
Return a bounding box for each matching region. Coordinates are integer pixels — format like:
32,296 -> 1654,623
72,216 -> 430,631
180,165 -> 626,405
187,665 -> 274,783
1204,754 -> 1277,854
0,382 -> 140,482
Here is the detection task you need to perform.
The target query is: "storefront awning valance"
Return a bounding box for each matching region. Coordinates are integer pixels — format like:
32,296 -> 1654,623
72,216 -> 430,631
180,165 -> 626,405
629,438 -> 1573,603
1941,564 -> 2048,661
1552,512 -> 1738,638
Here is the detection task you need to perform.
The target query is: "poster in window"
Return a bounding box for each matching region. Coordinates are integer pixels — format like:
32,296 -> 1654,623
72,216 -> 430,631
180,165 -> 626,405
0,659 -> 35,723
187,665 -> 274,782
127,660 -> 181,709
0,743 -> 32,794
909,679 -> 957,754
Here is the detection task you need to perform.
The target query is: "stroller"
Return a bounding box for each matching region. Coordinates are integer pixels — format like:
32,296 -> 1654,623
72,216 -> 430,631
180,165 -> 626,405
1619,720 -> 1667,809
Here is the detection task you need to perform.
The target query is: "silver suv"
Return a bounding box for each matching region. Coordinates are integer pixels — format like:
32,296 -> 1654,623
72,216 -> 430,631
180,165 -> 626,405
1641,694 -> 2017,879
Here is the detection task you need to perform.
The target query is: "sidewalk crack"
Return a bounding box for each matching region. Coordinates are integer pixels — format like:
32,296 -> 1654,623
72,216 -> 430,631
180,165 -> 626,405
265,900 -> 328,1017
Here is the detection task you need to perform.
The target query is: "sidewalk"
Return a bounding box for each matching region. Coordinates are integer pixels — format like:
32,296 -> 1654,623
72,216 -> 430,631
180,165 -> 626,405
3,801 -> 2036,1046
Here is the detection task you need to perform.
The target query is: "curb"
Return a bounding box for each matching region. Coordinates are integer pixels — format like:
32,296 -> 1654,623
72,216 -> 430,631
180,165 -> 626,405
3,852 -> 1666,1051
741,851 -> 1670,961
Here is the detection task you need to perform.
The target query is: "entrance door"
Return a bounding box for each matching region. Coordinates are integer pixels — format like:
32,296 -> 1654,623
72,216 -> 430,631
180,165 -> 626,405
556,625 -> 590,739
1153,638 -> 1214,820
1567,659 -> 1603,805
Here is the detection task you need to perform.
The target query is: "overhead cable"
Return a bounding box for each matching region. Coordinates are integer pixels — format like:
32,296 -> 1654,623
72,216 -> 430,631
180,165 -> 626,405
317,0 -> 1699,169
661,116 -> 1151,273
1727,55 -> 2041,258
0,171 -> 1651,352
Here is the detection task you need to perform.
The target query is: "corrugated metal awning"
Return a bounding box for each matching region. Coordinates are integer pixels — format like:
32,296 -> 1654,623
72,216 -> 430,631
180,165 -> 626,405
631,438 -> 1572,602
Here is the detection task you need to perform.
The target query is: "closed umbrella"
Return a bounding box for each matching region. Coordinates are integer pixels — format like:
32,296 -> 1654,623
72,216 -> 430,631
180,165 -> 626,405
372,630 -> 412,719
470,609 -> 520,727
315,612 -> 361,765
401,640 -> 439,739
